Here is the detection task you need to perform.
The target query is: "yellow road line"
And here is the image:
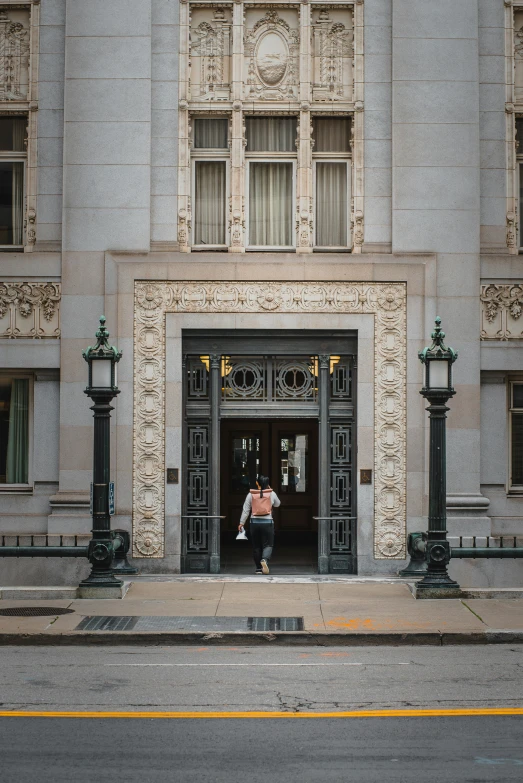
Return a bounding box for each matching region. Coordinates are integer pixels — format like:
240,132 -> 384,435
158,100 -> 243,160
0,708 -> 522,719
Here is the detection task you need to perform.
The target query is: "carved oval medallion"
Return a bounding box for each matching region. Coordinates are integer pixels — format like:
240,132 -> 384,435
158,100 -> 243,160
256,32 -> 288,86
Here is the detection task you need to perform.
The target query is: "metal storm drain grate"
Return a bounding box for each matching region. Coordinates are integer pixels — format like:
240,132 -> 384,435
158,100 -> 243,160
75,616 -> 305,632
0,607 -> 75,617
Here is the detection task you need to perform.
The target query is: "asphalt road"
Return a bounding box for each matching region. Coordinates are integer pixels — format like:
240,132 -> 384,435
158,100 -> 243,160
0,645 -> 522,782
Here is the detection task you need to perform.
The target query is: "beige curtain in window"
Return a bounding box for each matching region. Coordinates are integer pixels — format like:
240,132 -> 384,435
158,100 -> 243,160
246,118 -> 296,152
249,162 -> 292,246
316,162 -> 347,246
313,118 -> 351,152
194,161 -> 226,245
12,118 -> 26,151
194,119 -> 228,149
11,162 -> 24,245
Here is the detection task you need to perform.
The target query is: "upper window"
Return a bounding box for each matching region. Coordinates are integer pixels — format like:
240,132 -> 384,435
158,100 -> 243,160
313,118 -> 351,249
246,118 -> 297,249
245,117 -> 296,152
0,375 -> 30,486
190,115 -> 352,251
191,118 -> 229,249
0,116 -> 26,248
193,118 -> 228,150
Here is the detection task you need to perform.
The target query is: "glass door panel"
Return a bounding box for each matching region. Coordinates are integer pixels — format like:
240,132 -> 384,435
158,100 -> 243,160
231,435 -> 261,494
280,433 -> 308,494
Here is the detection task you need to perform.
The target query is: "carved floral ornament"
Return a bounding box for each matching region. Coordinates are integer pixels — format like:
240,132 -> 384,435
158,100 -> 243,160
481,284 -> 523,340
0,282 -> 61,338
133,282 -> 407,560
0,8 -> 30,101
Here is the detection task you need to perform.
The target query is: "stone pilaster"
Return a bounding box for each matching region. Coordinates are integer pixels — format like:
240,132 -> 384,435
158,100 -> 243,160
392,0 -> 488,532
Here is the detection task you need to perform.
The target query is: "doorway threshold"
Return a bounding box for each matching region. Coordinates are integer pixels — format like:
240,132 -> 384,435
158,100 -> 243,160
126,575 -> 415,584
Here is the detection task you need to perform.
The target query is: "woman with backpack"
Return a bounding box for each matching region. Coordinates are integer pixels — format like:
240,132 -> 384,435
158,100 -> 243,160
238,475 -> 281,574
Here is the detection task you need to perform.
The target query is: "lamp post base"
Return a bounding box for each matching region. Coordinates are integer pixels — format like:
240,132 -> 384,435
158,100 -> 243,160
78,567 -> 124,599
413,574 -> 461,599
77,581 -> 126,599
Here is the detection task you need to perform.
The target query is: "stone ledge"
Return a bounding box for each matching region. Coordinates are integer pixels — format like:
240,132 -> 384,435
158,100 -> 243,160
0,582 -> 130,600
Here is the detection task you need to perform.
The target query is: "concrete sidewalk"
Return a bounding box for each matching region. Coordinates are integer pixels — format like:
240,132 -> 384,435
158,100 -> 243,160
0,579 -> 522,646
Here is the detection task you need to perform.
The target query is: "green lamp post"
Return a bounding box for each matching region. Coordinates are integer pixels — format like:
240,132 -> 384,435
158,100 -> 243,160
416,317 -> 460,595
79,316 -> 123,596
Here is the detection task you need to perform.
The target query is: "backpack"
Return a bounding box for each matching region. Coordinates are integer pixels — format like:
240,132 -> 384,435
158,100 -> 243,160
250,488 -> 272,516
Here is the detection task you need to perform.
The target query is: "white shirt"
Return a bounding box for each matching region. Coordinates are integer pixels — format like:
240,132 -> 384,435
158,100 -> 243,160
240,490 -> 281,525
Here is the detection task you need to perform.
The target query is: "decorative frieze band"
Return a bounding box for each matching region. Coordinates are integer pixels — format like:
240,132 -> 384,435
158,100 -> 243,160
133,281 -> 407,561
0,282 -> 60,338
481,284 -> 523,340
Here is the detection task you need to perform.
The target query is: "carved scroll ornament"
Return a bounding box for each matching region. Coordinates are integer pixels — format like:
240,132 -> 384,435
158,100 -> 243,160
133,281 -> 407,559
481,284 -> 523,339
0,282 -> 61,338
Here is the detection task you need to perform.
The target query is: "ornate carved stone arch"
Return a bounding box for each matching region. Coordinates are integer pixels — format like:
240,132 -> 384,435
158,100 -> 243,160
133,281 -> 407,560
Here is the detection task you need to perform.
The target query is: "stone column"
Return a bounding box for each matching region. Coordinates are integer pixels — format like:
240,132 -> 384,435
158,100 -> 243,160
52,0 -> 152,527
297,2 -> 312,253
151,0 -> 179,250
229,0 -> 245,252
392,0 -> 489,531
177,0 -> 190,252
363,0 -> 392,253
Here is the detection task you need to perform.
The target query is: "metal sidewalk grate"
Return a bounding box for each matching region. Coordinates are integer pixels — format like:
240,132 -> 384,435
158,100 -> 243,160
75,616 -> 305,632
0,607 -> 75,617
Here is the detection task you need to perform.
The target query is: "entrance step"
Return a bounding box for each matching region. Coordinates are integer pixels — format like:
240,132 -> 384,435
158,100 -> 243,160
124,574 -> 415,585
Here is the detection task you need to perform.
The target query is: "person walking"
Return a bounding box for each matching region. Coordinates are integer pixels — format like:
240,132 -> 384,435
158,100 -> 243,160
238,475 -> 280,575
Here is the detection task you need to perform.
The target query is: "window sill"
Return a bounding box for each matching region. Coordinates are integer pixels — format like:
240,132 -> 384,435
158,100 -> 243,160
0,485 -> 33,495
313,247 -> 351,253
0,246 -> 24,252
246,247 -> 296,253
192,246 -> 229,252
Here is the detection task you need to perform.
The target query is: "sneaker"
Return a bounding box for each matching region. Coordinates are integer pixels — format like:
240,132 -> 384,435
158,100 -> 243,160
255,569 -> 263,575
261,559 -> 270,575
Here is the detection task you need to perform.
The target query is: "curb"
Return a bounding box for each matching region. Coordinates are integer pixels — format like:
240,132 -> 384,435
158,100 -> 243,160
0,630 -> 522,646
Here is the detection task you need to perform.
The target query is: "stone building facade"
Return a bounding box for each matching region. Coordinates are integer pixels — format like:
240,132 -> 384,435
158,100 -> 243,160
1,0 -> 523,586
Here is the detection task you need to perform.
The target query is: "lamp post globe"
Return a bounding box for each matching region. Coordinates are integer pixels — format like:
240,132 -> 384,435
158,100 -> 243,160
79,316 -> 123,596
416,316 -> 460,595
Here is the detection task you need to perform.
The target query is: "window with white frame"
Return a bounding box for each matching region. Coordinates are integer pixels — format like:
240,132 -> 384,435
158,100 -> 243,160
192,118 -> 229,249
0,116 -> 26,248
313,117 -> 351,249
246,117 -> 296,249
0,374 -> 31,486
509,381 -> 523,490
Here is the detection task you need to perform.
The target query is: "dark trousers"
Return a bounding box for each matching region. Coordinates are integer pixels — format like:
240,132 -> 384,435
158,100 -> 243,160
251,521 -> 274,568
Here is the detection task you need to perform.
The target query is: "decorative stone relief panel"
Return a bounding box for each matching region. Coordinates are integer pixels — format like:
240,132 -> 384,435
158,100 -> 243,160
0,282 -> 61,338
0,7 -> 30,101
244,8 -> 299,101
481,284 -> 523,339
190,6 -> 232,101
311,7 -> 354,103
133,281 -> 407,560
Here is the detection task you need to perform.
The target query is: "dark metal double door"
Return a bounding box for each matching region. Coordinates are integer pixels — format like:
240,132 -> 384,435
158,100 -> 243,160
220,419 -> 318,542
182,330 -> 357,574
